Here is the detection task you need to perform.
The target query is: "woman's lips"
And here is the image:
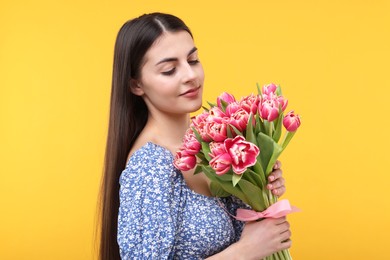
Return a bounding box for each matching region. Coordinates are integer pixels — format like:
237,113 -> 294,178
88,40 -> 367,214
180,86 -> 201,97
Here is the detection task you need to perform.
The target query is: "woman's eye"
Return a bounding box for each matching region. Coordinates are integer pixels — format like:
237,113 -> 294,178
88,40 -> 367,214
188,59 -> 199,65
162,68 -> 176,76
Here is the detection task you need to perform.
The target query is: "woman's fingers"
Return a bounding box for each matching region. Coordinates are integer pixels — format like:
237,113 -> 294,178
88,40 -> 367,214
267,167 -> 285,196
272,185 -> 286,196
273,160 -> 282,169
268,169 -> 283,182
279,238 -> 292,250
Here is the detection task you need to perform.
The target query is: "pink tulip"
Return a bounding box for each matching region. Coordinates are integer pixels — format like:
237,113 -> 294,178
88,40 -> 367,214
208,106 -> 227,124
224,136 -> 260,174
217,92 -> 236,108
191,111 -> 209,127
225,102 -> 241,117
209,153 -> 232,175
182,130 -> 201,155
196,122 -> 212,142
228,108 -> 250,132
239,94 -> 261,115
205,121 -> 228,142
209,141 -> 227,157
259,98 -> 279,122
262,83 -> 277,95
173,150 -> 197,171
277,96 -> 288,111
283,111 -> 301,132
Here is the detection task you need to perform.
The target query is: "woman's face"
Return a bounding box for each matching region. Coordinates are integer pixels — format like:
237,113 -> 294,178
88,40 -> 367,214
134,30 -> 205,116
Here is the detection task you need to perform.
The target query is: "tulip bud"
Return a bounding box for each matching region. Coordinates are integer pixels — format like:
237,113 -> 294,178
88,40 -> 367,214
259,99 -> 279,122
173,150 -> 197,171
262,83 -> 277,95
217,92 -> 236,108
283,111 -> 301,132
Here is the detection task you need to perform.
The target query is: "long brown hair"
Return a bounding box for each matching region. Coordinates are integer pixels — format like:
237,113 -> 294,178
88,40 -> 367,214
98,13 -> 192,260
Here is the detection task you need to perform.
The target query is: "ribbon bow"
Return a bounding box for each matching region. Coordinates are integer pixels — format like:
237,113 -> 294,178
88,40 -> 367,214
235,199 -> 299,221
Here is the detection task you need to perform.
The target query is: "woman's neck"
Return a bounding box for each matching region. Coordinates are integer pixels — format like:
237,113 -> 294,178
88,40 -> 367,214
141,112 -> 191,152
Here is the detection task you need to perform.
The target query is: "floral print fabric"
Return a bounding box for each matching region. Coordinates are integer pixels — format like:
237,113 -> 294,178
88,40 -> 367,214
118,142 -> 245,259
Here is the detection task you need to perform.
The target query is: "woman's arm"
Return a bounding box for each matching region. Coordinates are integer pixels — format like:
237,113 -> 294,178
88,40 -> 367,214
207,161 -> 291,259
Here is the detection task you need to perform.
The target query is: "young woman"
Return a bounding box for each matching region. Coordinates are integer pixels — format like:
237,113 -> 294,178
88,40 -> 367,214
99,13 -> 291,259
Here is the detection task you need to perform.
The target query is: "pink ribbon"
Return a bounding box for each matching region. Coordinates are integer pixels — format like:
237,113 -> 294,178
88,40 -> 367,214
235,199 -> 299,221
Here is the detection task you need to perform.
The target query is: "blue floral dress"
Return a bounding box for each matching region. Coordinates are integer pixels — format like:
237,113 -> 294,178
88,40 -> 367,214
117,142 -> 245,259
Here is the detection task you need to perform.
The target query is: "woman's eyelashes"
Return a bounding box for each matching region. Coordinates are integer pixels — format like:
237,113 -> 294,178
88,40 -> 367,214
162,68 -> 176,76
188,59 -> 200,65
161,59 -> 200,76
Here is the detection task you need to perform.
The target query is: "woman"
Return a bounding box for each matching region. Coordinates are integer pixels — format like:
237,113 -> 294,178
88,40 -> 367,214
99,13 -> 291,259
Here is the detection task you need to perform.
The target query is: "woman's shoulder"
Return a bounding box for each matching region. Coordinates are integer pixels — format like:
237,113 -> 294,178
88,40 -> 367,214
120,142 -> 180,185
128,142 -> 173,163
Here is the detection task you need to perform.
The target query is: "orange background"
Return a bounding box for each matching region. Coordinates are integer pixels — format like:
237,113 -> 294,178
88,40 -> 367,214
1,0 -> 389,259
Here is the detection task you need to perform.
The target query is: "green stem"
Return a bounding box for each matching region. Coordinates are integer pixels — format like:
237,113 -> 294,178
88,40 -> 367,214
281,249 -> 292,259
264,120 -> 273,138
273,252 -> 281,260
280,131 -> 296,151
269,121 -> 273,137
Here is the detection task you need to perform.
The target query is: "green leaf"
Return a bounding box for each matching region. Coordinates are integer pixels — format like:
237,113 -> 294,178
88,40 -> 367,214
237,179 -> 267,211
226,124 -> 233,138
210,181 -> 231,197
229,124 -> 243,136
276,84 -> 283,96
259,117 -> 266,134
232,173 -> 243,186
202,166 -> 248,204
194,165 -> 203,175
215,169 -> 234,182
191,127 -> 203,143
266,142 -> 283,176
201,142 -> 212,161
255,113 -> 262,135
201,106 -> 210,112
257,132 -> 275,176
201,165 -> 220,183
214,180 -> 251,206
220,99 -> 229,112
263,120 -> 272,137
272,112 -> 284,143
207,101 -> 216,108
245,167 -> 264,188
256,82 -> 262,95
196,152 -> 206,162
245,113 -> 257,146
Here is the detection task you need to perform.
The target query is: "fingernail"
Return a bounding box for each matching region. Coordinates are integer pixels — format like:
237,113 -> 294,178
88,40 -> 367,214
269,176 -> 275,181
267,184 -> 273,189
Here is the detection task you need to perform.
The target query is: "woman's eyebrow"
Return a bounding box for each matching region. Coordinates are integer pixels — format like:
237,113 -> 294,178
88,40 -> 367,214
187,47 -> 198,56
155,47 -> 198,66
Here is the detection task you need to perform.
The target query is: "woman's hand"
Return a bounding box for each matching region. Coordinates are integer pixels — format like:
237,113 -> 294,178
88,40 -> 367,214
206,216 -> 292,259
267,160 -> 286,197
235,217 -> 292,259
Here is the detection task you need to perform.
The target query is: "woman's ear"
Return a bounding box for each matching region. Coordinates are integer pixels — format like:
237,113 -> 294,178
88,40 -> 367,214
130,79 -> 144,96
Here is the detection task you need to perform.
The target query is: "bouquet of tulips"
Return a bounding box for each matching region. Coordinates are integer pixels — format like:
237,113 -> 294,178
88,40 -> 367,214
174,83 -> 301,260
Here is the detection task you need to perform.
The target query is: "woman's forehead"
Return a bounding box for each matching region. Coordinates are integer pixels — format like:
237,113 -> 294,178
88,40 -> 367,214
143,31 -> 196,64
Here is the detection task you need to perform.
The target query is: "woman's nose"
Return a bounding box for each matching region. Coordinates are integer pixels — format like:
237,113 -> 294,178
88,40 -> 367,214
182,63 -> 197,83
